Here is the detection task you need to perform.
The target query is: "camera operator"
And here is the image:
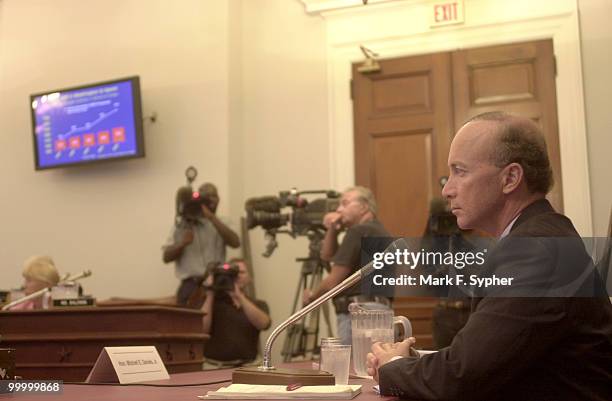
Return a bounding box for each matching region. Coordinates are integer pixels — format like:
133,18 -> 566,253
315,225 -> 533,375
302,186 -> 391,345
162,183 -> 240,306
200,258 -> 271,366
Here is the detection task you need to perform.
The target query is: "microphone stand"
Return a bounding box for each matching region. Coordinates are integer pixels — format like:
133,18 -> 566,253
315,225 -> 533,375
232,239 -> 405,385
1,287 -> 52,311
231,268 -> 368,385
2,270 -> 92,311
260,267 -> 368,371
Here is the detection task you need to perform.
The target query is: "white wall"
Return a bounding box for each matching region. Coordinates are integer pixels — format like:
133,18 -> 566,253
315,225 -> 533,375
578,0 -> 612,237
240,0 -> 331,359
0,0 -> 236,298
0,0 -> 330,363
228,0 -> 245,227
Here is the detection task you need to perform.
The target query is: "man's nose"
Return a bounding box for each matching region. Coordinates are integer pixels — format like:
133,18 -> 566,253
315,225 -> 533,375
442,179 -> 454,199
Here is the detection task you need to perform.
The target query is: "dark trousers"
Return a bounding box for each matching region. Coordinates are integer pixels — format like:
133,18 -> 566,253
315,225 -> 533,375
176,276 -> 203,306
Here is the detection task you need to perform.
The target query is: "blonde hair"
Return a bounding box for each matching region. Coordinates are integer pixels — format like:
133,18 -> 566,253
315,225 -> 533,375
22,256 -> 60,286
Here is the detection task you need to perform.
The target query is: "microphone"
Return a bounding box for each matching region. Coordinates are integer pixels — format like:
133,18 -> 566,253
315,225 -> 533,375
259,238 -> 408,370
2,270 -> 92,311
360,238 -> 409,277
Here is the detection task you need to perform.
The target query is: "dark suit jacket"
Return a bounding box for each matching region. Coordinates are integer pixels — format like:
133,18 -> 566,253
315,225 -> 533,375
379,199 -> 612,401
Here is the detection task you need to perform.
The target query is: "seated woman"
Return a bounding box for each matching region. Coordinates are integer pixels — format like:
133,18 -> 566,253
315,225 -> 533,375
9,256 -> 60,310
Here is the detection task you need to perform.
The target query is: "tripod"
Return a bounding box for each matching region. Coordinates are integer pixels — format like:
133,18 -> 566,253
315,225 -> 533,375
280,230 -> 333,362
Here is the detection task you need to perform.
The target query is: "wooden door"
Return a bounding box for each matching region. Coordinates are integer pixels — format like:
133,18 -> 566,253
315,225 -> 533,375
352,53 -> 454,237
452,39 -> 563,211
352,39 -> 563,350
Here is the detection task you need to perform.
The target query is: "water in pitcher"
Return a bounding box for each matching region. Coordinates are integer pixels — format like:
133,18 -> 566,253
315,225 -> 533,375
352,328 -> 394,376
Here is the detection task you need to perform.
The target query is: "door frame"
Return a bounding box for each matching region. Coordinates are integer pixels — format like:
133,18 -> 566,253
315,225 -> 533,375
301,0 -> 593,235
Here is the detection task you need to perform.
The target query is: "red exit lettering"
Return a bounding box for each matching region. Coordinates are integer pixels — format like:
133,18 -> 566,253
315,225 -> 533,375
434,2 -> 459,23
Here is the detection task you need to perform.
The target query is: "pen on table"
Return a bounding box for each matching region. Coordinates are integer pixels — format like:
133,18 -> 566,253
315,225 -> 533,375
286,383 -> 303,391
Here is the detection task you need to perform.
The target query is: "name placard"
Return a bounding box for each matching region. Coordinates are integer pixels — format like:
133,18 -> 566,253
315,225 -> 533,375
86,346 -> 169,384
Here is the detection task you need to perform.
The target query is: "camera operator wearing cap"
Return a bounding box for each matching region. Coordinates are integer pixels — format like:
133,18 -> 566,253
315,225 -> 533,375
162,183 -> 241,306
302,186 -> 391,345
200,258 -> 271,366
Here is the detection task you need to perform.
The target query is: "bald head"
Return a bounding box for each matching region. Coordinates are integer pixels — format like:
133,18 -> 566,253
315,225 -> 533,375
442,112 -> 552,235
465,112 -> 553,195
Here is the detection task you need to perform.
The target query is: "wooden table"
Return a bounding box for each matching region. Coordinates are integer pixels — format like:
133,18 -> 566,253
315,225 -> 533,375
0,306 -> 208,381
57,362 -> 394,401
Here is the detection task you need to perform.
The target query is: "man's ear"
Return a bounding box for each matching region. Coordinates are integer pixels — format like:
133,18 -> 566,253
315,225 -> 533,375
501,163 -> 524,194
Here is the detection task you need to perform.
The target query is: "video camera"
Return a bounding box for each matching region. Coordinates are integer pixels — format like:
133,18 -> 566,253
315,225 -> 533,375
176,187 -> 216,222
175,166 -> 216,223
427,179 -> 459,237
427,198 -> 459,236
245,189 -> 340,256
205,261 -> 240,293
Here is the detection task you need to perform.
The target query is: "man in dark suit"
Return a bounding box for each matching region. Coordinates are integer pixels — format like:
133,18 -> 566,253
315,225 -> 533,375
367,112 -> 612,400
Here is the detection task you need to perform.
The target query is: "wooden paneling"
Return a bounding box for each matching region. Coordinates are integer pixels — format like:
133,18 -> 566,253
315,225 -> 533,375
371,131 -> 432,238
453,40 -> 563,211
471,62 -> 536,104
0,306 -> 207,381
353,53 -> 454,238
371,73 -> 431,115
392,297 -> 437,350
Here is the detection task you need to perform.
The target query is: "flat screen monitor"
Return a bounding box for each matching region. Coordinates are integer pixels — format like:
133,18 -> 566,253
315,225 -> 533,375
30,76 -> 144,170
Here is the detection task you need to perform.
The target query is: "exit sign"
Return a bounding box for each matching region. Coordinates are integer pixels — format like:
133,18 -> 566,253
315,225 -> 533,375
430,0 -> 464,27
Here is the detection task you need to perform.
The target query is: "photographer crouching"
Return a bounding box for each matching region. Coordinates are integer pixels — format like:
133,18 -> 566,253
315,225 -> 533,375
162,182 -> 241,306
200,258 -> 271,367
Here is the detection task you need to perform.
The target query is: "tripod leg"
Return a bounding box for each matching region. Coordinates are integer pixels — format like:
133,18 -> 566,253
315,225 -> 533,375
281,270 -> 308,361
321,299 -> 333,338
304,261 -> 337,358
317,261 -> 334,337
304,270 -> 321,358
280,232 -> 333,362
